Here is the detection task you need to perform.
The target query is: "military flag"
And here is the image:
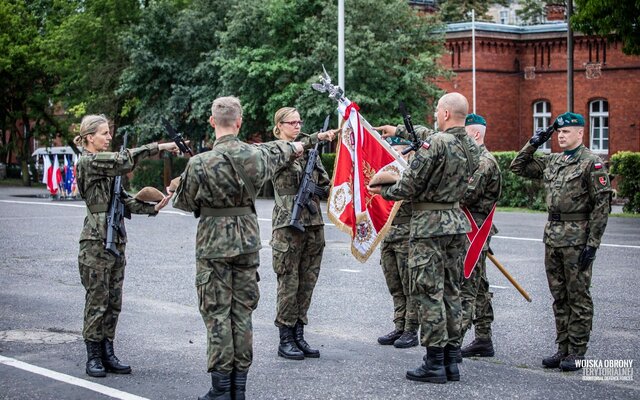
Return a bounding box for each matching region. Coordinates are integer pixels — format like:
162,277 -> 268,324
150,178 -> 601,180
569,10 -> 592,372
313,70 -> 407,262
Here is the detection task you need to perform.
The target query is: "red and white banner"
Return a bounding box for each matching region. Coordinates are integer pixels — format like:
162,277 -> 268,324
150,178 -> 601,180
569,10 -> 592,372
46,155 -> 60,195
327,100 -> 408,262
463,204 -> 496,278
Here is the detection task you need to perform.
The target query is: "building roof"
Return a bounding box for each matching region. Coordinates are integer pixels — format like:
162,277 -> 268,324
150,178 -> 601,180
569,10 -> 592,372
446,21 -> 568,34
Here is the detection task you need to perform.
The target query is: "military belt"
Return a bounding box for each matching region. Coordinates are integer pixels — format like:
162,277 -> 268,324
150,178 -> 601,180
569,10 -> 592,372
392,216 -> 411,225
413,202 -> 459,211
200,206 -> 254,217
548,213 -> 589,222
87,203 -> 109,213
276,188 -> 298,196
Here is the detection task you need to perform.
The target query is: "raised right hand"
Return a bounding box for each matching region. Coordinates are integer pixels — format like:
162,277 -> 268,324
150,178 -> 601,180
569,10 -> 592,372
529,125 -> 555,147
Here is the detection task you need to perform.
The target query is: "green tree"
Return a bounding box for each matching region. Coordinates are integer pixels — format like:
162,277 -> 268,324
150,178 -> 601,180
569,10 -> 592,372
0,0 -> 60,185
517,0 -> 548,25
43,0 -> 143,135
438,0 -> 509,23
572,0 -> 640,55
216,0 -> 447,141
118,0 -> 235,148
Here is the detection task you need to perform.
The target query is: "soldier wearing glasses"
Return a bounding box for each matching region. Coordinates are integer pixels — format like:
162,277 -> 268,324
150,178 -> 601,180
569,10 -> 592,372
269,107 -> 336,360
510,112 -> 611,371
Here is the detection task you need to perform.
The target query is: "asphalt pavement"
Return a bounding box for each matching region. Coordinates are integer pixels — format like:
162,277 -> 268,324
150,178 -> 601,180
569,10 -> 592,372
0,186 -> 638,400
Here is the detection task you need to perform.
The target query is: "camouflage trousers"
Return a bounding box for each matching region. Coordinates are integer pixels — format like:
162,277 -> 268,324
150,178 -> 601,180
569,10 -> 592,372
545,244 -> 593,356
460,247 -> 494,341
409,234 -> 466,348
271,226 -> 324,327
78,240 -> 126,342
196,253 -> 260,373
380,239 -> 418,332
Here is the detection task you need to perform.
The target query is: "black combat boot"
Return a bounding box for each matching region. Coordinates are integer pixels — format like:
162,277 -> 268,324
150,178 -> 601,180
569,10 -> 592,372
559,354 -> 584,372
377,329 -> 403,345
294,321 -> 320,358
85,340 -> 106,377
542,350 -> 568,368
444,344 -> 460,381
278,326 -> 304,360
461,338 -> 495,358
199,371 -> 231,400
393,330 -> 418,348
101,339 -> 131,374
231,370 -> 247,400
406,347 -> 447,383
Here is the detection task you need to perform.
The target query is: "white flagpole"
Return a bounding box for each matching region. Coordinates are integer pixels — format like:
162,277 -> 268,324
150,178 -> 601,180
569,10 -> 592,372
338,0 -> 345,94
472,9 -> 476,114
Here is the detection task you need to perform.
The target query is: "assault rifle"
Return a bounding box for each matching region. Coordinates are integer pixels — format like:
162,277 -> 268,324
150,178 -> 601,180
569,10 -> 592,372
161,118 -> 193,156
105,133 -> 130,258
398,101 -> 422,155
290,115 -> 331,233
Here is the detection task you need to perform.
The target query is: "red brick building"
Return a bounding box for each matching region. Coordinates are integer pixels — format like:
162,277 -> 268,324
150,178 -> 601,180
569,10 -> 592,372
436,22 -> 640,158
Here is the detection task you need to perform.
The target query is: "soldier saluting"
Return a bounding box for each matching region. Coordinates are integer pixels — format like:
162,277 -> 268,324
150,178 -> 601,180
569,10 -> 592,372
510,112 -> 612,371
172,97 -> 304,400
74,114 -> 178,378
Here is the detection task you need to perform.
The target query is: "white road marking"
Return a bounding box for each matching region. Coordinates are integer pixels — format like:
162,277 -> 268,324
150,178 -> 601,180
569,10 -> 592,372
0,355 -> 150,400
489,285 -> 509,290
340,269 -> 361,273
1,200 -> 636,248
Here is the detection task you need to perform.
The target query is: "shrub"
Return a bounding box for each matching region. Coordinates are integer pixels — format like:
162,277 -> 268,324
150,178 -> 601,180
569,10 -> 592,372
493,151 -> 546,210
320,153 -> 336,180
610,151 -> 640,213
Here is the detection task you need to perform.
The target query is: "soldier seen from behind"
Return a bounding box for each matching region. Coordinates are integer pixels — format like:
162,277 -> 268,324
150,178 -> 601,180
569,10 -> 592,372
459,114 -> 502,359
510,112 -> 612,372
369,93 -> 480,384
74,114 -> 178,378
172,97 -> 305,400
269,107 -> 336,360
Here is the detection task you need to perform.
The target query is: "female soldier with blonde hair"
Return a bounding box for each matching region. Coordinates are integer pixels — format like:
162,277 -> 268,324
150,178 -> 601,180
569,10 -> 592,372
75,114 -> 179,377
270,107 -> 336,360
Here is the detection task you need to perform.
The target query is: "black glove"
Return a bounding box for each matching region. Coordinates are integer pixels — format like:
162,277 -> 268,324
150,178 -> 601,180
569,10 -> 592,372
578,245 -> 597,269
529,125 -> 555,147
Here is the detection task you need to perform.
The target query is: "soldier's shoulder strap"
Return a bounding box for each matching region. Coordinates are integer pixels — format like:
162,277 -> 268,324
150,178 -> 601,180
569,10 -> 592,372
222,152 -> 256,201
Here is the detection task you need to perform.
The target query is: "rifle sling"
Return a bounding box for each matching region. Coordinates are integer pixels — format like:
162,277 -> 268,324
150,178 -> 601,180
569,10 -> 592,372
85,203 -> 109,230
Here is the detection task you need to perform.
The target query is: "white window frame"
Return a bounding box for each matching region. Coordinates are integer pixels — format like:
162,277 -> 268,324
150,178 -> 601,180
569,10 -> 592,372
533,101 -> 552,152
589,100 -> 609,153
499,10 -> 509,24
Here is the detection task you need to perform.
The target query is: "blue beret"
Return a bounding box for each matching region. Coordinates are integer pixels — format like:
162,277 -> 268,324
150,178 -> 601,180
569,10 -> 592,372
465,113 -> 486,126
386,137 -> 412,146
554,112 -> 585,128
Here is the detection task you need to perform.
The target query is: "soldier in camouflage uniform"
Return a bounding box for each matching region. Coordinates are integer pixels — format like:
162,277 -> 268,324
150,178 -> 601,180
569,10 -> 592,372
74,114 -> 177,378
370,93 -> 480,384
173,97 -> 304,400
510,112 -> 611,372
458,114 -> 501,359
269,107 -> 336,360
376,137 -> 419,349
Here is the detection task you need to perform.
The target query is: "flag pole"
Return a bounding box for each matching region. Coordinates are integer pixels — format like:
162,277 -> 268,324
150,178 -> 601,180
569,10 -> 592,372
338,0 -> 345,93
487,251 -> 532,302
472,9 -> 476,114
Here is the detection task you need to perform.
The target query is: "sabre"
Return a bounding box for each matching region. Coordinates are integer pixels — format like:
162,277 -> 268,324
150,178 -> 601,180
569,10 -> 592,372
488,247 -> 532,302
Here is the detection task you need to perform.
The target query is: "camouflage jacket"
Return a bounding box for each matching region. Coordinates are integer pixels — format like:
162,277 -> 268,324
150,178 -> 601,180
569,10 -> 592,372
173,134 -> 297,259
77,144 -> 159,243
461,145 -> 502,235
381,126 -> 480,238
396,124 -> 437,141
510,143 -> 611,247
271,132 -> 331,231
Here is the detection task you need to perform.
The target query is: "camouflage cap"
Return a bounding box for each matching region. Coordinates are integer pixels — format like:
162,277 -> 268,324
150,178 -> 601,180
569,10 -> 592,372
385,137 -> 412,146
554,112 -> 585,128
465,113 -> 486,126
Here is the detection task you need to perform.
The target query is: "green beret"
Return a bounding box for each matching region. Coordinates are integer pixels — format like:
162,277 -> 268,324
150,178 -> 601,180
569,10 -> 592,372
386,137 -> 412,146
465,113 -> 486,126
554,112 -> 585,128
